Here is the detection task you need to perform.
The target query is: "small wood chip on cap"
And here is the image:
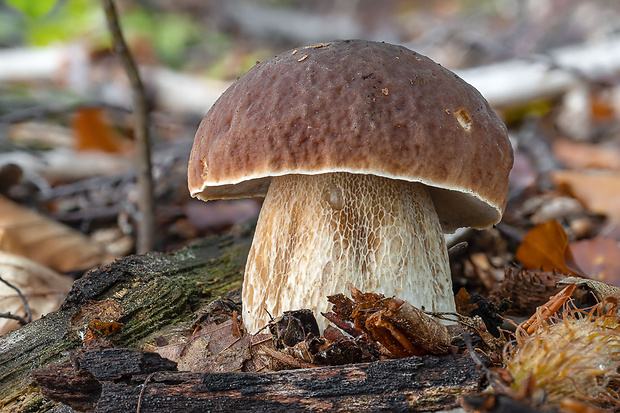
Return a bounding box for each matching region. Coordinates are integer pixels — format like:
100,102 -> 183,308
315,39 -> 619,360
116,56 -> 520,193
304,42 -> 330,49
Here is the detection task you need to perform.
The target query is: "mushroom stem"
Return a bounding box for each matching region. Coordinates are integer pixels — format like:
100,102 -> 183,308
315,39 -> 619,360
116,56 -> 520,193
242,172 -> 456,333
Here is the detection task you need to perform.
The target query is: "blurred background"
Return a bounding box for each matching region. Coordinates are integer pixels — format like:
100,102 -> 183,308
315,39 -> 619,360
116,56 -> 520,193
2,0 -> 620,334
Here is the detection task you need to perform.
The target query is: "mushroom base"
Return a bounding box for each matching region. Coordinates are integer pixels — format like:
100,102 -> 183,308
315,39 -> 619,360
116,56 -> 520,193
242,172 -> 456,334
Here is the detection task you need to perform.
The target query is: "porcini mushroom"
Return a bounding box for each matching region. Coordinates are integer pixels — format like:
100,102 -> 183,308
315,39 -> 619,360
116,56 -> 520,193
188,40 -> 513,334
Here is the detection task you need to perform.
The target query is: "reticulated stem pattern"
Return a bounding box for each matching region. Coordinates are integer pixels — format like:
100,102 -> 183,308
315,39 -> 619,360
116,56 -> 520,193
242,172 -> 455,333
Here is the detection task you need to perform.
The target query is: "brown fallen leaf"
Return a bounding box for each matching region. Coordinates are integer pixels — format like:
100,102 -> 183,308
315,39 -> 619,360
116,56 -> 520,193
0,195 -> 113,272
322,293 -> 364,338
569,237 -> 620,287
552,139 -> 620,171
0,251 -> 73,334
365,298 -> 455,358
176,318 -> 275,373
72,108 -> 128,153
325,288 -> 454,359
455,288 -> 478,316
552,170 -> 620,223
177,320 -> 249,372
515,220 -> 585,277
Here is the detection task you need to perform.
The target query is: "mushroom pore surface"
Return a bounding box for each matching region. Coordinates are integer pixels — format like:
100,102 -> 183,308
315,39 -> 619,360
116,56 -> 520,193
242,172 -> 454,333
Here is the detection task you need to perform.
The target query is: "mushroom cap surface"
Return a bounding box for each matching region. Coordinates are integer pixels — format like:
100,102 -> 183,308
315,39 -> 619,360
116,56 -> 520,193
188,40 -> 513,231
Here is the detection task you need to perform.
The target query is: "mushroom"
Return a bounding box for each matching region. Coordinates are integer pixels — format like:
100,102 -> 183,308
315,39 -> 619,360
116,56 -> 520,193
188,40 -> 513,334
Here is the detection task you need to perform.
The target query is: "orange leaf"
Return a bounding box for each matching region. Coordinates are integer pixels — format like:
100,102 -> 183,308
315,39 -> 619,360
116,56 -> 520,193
570,237 -> 620,287
72,108 -> 123,153
515,221 -> 585,277
591,90 -> 615,121
552,170 -> 620,223
552,139 -> 620,170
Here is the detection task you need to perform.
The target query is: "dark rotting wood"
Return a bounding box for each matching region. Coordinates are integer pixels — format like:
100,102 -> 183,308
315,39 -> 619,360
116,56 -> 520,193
34,347 -> 480,412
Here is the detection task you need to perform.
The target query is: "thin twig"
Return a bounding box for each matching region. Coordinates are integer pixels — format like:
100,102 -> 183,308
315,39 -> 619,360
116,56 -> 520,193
0,312 -> 28,325
136,371 -> 157,413
0,275 -> 31,324
102,0 -> 156,254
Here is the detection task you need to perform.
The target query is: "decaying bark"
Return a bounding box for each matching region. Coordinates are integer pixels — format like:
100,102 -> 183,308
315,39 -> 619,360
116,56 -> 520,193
32,347 -> 480,412
0,231 -> 251,412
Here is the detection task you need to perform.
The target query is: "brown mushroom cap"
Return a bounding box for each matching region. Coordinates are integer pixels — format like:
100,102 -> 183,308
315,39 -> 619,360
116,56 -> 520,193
188,40 -> 513,231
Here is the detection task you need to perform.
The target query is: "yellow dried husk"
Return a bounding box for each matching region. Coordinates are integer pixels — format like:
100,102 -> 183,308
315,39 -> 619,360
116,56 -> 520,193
505,305 -> 620,407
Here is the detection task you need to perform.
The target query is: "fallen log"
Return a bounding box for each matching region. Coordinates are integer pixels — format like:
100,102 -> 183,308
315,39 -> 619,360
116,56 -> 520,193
0,231 -> 251,412
32,347 -> 480,412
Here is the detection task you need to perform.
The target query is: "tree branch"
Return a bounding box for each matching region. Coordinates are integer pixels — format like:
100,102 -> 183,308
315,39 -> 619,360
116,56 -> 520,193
101,0 -> 156,253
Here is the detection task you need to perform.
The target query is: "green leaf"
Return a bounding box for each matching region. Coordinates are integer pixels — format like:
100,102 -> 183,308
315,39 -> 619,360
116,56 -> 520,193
5,0 -> 58,18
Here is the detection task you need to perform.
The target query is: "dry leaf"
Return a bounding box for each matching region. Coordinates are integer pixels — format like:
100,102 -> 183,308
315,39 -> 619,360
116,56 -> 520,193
553,139 -> 620,171
365,298 -> 455,358
0,195 -> 113,272
515,221 -> 585,277
569,237 -> 620,287
269,309 -> 320,348
72,108 -> 126,153
258,343 -> 318,370
325,288 -> 454,358
0,228 -> 25,256
177,320 -> 258,373
552,170 -> 620,222
0,251 -> 73,334
455,288 -> 478,316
